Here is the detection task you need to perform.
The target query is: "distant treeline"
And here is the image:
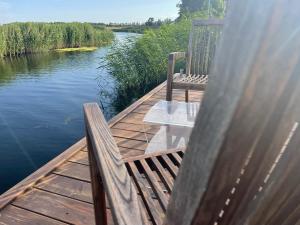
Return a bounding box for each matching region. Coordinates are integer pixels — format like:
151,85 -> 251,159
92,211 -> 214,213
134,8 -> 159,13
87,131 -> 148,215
0,22 -> 114,57
105,18 -> 173,33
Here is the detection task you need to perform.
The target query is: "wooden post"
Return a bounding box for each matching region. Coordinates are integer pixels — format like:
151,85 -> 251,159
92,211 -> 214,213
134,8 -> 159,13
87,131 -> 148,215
84,103 -> 147,225
86,132 -> 107,225
166,53 -> 175,101
164,0 -> 300,224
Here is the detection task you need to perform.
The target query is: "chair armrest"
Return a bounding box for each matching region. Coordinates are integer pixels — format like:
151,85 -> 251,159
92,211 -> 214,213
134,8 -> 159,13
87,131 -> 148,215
168,52 -> 186,78
84,103 -> 147,225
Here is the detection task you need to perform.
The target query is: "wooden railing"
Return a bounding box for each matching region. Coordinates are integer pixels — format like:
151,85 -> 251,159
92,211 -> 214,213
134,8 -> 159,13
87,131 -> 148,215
83,103 -> 147,225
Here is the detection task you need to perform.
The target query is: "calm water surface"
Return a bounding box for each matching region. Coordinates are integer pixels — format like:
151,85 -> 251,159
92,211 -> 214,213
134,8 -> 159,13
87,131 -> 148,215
0,32 -> 138,194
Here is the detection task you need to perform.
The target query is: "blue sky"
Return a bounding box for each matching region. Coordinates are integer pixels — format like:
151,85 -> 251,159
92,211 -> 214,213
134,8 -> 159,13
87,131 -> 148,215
0,0 -> 179,24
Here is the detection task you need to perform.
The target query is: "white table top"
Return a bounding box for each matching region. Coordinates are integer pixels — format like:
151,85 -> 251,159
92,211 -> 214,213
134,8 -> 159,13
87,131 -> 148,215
143,100 -> 200,128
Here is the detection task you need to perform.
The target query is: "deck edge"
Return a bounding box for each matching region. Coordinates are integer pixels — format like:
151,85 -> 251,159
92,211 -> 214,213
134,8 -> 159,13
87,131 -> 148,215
0,81 -> 166,210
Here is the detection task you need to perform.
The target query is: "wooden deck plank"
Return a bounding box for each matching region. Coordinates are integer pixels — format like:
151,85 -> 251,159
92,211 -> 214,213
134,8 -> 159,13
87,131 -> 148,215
0,82 -> 203,225
112,122 -> 160,135
114,137 -> 148,151
12,189 -> 97,225
68,150 -> 89,165
111,128 -> 154,142
0,205 -> 68,225
36,174 -> 92,203
0,138 -> 87,209
53,162 -> 90,182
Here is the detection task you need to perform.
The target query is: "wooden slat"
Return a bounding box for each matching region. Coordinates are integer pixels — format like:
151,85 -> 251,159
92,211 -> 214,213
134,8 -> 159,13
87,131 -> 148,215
124,148 -> 184,163
140,159 -> 168,211
160,155 -> 178,178
36,174 -> 92,203
115,137 -> 148,151
0,138 -> 86,209
0,205 -> 68,225
128,162 -> 164,225
112,122 -> 160,135
111,128 -> 153,142
165,1 -> 300,225
84,103 -> 147,225
119,147 -> 146,159
12,189 -> 98,225
237,126 -> 300,225
151,157 -> 174,193
119,112 -> 145,125
68,150 -> 89,165
53,162 -> 90,182
170,153 -> 182,166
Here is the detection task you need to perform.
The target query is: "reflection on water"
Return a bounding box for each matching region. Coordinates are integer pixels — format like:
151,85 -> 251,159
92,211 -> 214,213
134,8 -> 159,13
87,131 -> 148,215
0,32 -> 137,194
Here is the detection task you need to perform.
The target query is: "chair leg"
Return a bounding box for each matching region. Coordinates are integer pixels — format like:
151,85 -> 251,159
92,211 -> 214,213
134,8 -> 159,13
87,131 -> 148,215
185,89 -> 189,102
166,81 -> 173,101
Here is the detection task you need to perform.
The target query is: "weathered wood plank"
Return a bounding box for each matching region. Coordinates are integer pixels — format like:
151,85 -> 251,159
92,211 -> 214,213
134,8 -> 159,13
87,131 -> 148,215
140,159 -> 168,211
111,128 -> 153,142
114,137 -> 148,151
128,162 -> 164,225
151,157 -> 174,193
119,147 -> 146,159
12,189 -> 97,225
68,150 -> 89,165
165,1 -> 300,225
160,155 -> 178,178
53,162 -> 90,182
112,122 -> 160,135
0,138 -> 86,210
84,103 -> 147,225
0,205 -> 68,225
119,112 -> 145,125
0,81 -> 166,211
36,174 -> 92,203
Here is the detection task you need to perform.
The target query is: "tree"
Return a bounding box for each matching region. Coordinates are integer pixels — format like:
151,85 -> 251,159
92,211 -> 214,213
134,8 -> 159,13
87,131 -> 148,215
178,0 -> 226,17
145,17 -> 155,26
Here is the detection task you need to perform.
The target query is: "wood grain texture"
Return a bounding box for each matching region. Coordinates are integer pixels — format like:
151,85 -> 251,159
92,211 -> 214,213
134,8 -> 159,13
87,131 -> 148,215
0,138 -> 86,210
165,0 -> 300,225
87,131 -> 108,225
0,81 -> 166,211
53,162 -> 91,182
0,205 -> 68,225
84,103 -> 147,225
36,174 -> 92,203
167,18 -> 223,101
12,189 -> 97,225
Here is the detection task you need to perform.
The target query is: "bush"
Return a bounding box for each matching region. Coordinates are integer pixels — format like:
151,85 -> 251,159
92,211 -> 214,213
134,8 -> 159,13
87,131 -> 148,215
102,18 -> 192,110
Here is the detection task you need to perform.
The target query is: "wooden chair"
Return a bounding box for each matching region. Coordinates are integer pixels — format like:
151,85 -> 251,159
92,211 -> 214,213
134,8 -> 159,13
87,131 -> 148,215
84,1 -> 300,224
166,19 -> 224,102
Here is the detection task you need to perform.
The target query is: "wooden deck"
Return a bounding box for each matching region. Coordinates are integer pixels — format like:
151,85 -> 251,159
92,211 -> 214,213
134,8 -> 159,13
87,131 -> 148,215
0,82 -> 203,225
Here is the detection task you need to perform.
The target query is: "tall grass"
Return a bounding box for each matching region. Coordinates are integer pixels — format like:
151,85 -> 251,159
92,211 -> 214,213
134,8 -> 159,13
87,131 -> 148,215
102,18 -> 192,110
0,22 -> 114,57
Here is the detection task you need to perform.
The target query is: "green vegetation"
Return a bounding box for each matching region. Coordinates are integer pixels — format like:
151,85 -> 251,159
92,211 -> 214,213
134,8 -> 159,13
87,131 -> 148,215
0,22 -> 114,57
102,19 -> 191,109
106,18 -> 172,34
178,0 -> 226,17
102,0 -> 226,110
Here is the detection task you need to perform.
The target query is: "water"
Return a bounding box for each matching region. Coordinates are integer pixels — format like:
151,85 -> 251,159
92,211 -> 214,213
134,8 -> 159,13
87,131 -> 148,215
0,32 -> 138,194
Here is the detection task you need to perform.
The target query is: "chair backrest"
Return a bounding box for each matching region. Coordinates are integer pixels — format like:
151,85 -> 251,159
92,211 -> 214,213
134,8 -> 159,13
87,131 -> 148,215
186,19 -> 224,77
166,0 -> 300,225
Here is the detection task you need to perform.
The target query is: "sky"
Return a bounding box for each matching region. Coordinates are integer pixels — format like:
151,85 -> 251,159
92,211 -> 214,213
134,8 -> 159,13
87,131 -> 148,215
0,0 -> 180,24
